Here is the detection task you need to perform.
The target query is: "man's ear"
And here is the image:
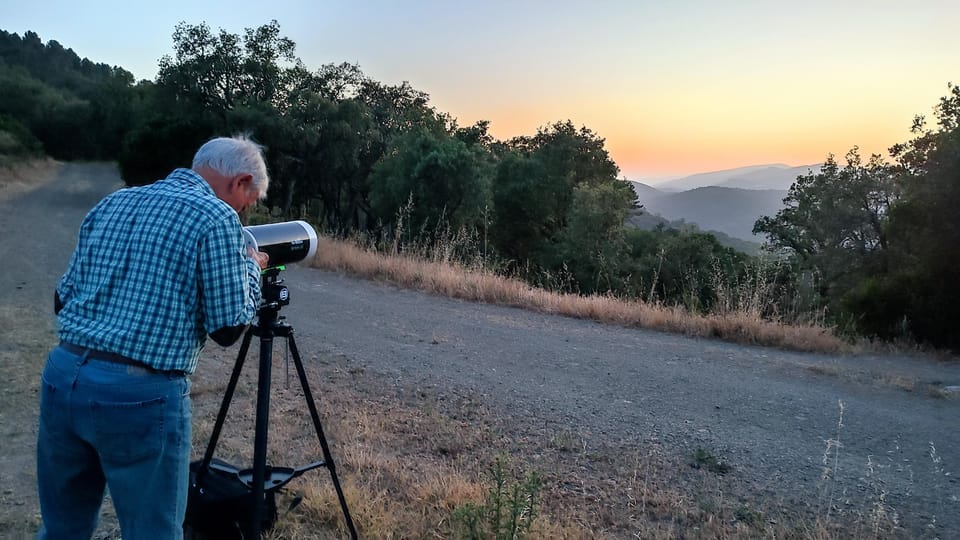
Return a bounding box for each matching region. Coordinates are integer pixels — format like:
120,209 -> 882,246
234,173 -> 254,190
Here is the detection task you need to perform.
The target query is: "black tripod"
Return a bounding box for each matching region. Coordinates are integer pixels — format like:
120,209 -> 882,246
191,269 -> 357,539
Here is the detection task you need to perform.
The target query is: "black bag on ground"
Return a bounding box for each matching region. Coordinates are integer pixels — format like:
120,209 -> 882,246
184,458 -> 277,539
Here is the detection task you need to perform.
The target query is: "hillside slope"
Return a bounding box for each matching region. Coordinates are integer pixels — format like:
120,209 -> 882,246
633,185 -> 787,241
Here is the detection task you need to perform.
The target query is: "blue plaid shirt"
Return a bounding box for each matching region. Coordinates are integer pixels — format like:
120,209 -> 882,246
56,168 -> 262,374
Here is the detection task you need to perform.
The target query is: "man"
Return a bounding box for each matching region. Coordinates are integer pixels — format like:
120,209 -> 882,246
37,135 -> 271,538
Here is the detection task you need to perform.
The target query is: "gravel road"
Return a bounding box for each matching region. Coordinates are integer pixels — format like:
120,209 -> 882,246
281,268 -> 960,534
3,162 -> 958,537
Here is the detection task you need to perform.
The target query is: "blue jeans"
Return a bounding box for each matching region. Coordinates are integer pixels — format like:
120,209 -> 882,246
36,345 -> 192,539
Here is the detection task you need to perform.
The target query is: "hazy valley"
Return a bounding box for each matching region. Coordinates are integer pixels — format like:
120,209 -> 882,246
626,163 -> 821,251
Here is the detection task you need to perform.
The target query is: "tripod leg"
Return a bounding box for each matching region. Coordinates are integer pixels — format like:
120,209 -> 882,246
249,324 -> 275,539
287,332 -> 359,540
198,327 -> 254,471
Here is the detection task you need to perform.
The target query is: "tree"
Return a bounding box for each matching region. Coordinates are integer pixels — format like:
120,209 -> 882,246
880,83 -> 960,346
263,92 -> 374,228
156,20 -> 297,114
506,121 -> 621,237
122,21 -> 303,186
368,126 -> 492,236
156,22 -> 241,112
490,120 -> 632,282
754,83 -> 960,346
753,149 -> 897,318
240,21 -> 296,105
119,112 -> 220,185
553,182 -> 634,293
622,227 -> 749,311
490,151 -> 550,263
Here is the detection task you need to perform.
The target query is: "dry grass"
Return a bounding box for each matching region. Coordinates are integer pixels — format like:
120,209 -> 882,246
188,347 -> 598,538
0,158 -> 61,201
807,364 -> 842,377
311,236 -> 849,354
188,344 -> 882,539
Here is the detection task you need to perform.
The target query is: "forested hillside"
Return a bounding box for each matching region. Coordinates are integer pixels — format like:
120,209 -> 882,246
0,30 -> 137,160
1,22 -> 957,349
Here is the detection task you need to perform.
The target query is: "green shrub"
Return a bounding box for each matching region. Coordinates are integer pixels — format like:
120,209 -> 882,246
453,456 -> 542,540
0,114 -> 42,156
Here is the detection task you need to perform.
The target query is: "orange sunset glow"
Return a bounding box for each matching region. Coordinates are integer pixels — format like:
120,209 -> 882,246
4,0 -> 957,180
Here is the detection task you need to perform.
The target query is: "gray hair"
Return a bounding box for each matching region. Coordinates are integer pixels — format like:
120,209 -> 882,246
192,135 -> 270,198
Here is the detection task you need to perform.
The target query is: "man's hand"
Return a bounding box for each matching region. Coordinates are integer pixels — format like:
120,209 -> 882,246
247,247 -> 270,269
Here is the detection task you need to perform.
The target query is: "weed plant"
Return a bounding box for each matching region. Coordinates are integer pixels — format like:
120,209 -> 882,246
453,456 -> 543,540
691,447 -> 732,475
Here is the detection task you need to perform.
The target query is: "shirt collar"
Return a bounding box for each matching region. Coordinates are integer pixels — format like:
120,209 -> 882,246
168,168 -> 217,198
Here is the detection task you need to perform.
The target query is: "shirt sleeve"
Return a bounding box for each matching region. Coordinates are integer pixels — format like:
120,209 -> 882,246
56,248 -> 80,308
56,203 -> 100,308
198,216 -> 262,333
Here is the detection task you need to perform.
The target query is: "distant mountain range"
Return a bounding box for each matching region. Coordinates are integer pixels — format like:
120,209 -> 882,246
624,164 -> 822,247
646,163 -> 822,192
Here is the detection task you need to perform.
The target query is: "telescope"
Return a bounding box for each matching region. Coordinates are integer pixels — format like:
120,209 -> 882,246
243,220 -> 318,267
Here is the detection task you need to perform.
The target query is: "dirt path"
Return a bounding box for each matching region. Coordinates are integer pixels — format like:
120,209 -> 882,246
2,162 -> 958,537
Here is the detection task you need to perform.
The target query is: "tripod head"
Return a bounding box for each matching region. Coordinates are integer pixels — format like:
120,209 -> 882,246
257,266 -> 290,323
260,266 -> 289,307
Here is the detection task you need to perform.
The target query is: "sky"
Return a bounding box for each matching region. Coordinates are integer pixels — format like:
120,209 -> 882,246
3,0 -> 957,182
